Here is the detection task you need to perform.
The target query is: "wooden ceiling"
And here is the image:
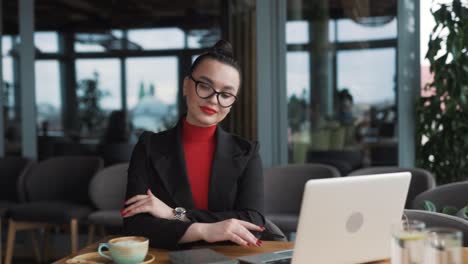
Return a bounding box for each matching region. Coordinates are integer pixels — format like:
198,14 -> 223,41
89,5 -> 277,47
1,0 -> 397,35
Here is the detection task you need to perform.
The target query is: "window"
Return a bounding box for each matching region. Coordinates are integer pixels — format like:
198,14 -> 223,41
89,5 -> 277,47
286,21 -> 309,44
2,36 -> 14,119
337,48 -> 396,105
126,57 -> 178,132
337,18 -> 397,42
74,33 -> 107,52
128,28 -> 185,50
34,32 -> 59,53
187,28 -> 221,49
76,59 -> 121,111
35,60 -> 62,132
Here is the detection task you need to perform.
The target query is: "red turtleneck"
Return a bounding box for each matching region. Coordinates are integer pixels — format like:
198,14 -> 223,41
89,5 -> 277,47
182,118 -> 217,210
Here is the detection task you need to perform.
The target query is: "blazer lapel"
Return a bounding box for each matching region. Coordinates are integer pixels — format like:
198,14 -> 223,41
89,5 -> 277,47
208,127 -> 249,211
149,122 -> 195,209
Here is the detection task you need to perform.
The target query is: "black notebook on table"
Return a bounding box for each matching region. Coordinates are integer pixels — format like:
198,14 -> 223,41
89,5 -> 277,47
168,248 -> 239,264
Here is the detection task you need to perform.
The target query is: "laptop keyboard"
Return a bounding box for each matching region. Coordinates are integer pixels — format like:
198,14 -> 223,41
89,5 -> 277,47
264,250 -> 293,264
264,259 -> 292,264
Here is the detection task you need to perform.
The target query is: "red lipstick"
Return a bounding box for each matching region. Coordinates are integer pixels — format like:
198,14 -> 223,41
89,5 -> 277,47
200,106 -> 217,115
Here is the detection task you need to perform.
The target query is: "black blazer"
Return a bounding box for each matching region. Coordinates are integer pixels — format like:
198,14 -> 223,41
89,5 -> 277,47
124,120 -> 265,249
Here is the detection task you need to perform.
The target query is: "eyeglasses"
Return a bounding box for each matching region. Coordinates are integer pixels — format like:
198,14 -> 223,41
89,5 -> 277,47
189,75 -> 238,108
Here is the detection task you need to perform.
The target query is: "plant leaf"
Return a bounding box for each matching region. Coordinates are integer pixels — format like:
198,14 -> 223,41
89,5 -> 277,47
423,200 -> 437,212
442,206 -> 458,215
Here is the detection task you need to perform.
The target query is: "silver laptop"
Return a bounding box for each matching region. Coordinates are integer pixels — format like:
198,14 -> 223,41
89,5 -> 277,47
238,172 -> 411,264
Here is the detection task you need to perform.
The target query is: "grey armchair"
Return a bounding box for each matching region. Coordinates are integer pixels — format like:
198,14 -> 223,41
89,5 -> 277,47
0,157 -> 34,264
5,156 -> 103,264
411,181 -> 468,212
348,166 -> 436,208
264,163 -> 340,236
404,209 -> 468,246
99,143 -> 135,167
87,163 -> 129,244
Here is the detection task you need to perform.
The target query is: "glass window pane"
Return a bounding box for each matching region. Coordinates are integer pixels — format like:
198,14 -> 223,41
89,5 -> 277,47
286,2 -> 398,167
287,52 -> 310,98
287,52 -> 311,163
2,57 -> 14,119
337,48 -> 396,105
329,20 -> 336,42
126,57 -> 178,132
286,21 -> 309,44
337,18 -> 397,42
34,32 -> 59,53
2,36 -> 12,56
127,28 -> 184,50
2,57 -> 13,84
74,33 -> 107,52
187,28 -> 221,49
76,59 -> 121,111
35,60 -> 62,132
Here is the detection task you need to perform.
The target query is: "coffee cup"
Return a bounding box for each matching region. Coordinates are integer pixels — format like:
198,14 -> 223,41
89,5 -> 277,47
98,236 -> 149,264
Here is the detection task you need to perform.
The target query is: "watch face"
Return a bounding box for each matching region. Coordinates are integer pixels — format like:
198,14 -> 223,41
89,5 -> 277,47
175,207 -> 186,214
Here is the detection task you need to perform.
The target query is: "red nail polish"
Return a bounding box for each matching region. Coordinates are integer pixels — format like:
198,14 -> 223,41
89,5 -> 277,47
261,226 -> 266,231
256,240 -> 261,246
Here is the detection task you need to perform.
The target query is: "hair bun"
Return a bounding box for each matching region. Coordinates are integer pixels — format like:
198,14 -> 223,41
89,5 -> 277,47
212,39 -> 234,58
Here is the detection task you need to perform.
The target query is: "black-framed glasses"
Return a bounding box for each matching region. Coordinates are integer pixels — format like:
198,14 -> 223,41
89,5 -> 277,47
189,75 -> 238,108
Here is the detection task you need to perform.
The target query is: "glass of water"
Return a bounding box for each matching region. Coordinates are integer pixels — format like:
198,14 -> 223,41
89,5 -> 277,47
424,228 -> 463,264
391,219 -> 426,264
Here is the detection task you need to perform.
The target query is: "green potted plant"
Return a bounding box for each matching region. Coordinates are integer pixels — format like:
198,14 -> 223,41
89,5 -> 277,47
416,0 -> 468,184
423,200 -> 468,220
76,72 -> 109,137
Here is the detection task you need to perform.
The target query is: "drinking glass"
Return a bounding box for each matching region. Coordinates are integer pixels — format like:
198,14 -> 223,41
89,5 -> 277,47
391,219 -> 426,264
424,228 -> 463,264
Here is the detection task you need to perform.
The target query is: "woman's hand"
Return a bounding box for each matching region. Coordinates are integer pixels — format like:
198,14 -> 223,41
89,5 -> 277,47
189,219 -> 264,246
122,189 -> 173,219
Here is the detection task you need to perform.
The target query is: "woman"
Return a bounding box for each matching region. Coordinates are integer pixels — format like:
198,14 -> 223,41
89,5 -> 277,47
122,40 -> 266,249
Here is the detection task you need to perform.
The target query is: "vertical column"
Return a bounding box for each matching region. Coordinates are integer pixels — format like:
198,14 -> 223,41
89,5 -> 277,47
310,0 -> 332,126
0,0 -> 4,157
19,0 -> 37,159
397,0 -> 420,167
59,32 -> 77,133
121,30 -> 127,112
256,0 -> 287,168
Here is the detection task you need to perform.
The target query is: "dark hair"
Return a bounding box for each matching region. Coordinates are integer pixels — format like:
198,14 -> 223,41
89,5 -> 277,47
189,40 -> 241,81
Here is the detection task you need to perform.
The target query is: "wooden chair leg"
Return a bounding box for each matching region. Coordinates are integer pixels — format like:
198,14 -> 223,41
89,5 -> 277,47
99,226 -> 106,238
30,230 -> 42,263
43,226 -> 51,263
0,218 -> 3,264
87,224 -> 95,245
5,220 -> 17,264
70,219 -> 79,254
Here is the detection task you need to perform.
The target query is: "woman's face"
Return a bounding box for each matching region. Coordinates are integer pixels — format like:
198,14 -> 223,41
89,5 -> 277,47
183,58 -> 240,127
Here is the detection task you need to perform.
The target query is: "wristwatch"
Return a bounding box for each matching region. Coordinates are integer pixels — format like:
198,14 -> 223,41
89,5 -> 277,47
173,207 -> 186,220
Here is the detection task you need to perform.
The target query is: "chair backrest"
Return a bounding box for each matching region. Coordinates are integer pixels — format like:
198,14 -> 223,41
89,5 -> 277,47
404,209 -> 468,246
24,156 -> 103,204
100,143 -> 135,166
348,166 -> 436,208
0,157 -> 34,202
412,181 -> 468,211
89,163 -> 129,210
369,142 -> 398,166
306,150 -> 363,175
264,163 -> 340,214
